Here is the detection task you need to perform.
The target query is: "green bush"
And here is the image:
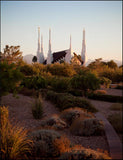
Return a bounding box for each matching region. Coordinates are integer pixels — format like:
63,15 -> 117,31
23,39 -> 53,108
46,63 -> 76,77
100,77 -> 112,88
29,129 -> 61,157
70,71 -> 100,96
46,90 -> 97,112
32,97 -> 43,119
50,77 -> 70,92
88,93 -> 123,103
21,75 -> 47,90
20,64 -> 34,76
70,118 -> 104,136
108,113 -> 122,133
99,67 -> 122,83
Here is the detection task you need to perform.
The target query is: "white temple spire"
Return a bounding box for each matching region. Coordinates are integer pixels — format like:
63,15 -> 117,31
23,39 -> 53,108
41,34 -> 43,53
81,29 -> 87,66
47,28 -> 52,64
37,27 -> 41,62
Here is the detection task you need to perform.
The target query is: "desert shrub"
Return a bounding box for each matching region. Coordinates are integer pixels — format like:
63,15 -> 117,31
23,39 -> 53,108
32,97 -> 43,119
100,77 -> 112,88
46,63 -> 76,77
108,113 -> 122,133
29,129 -> 61,157
70,117 -> 104,136
60,107 -> 94,125
21,75 -> 47,90
109,103 -> 122,111
0,106 -> 33,160
88,93 -> 123,103
70,71 -> 100,96
50,77 -> 70,92
94,89 -> 107,95
40,114 -> 67,129
68,89 -> 83,96
20,64 -> 34,76
46,90 -> 97,112
99,67 -> 122,83
59,148 -> 111,160
53,136 -> 71,155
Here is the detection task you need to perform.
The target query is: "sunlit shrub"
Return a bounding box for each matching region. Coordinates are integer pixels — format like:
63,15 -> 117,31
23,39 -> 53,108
94,89 -> 107,95
60,107 -> 94,125
46,63 -> 76,77
0,106 -> 33,160
59,147 -> 111,160
70,117 -> 104,136
20,64 -> 34,76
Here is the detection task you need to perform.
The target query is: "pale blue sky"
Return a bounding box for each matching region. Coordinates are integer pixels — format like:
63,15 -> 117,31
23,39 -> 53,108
1,1 -> 122,61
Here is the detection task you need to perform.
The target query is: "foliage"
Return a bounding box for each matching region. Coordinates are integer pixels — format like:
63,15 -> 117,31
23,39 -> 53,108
0,61 -> 23,97
46,63 -> 76,77
29,129 -> 61,157
70,70 -> 100,96
59,147 -> 111,160
70,117 -> 104,136
108,113 -> 122,133
0,106 -> 33,160
99,67 -> 122,83
46,90 -> 97,112
32,56 -> 37,63
41,114 -> 67,129
100,77 -> 112,88
0,45 -> 23,64
20,64 -> 34,76
50,77 -> 70,92
88,93 -> 123,103
109,103 -> 122,111
106,60 -> 118,69
60,107 -> 94,125
32,97 -> 43,119
19,87 -> 37,97
21,75 -> 47,90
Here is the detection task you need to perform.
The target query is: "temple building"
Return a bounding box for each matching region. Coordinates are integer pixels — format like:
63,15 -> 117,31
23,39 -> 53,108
37,27 -> 86,65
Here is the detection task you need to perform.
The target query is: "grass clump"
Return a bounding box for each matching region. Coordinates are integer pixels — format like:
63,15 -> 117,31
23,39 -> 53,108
0,106 -> 33,160
32,96 -> 43,119
70,117 -> 104,136
109,103 -> 122,111
108,113 -> 122,133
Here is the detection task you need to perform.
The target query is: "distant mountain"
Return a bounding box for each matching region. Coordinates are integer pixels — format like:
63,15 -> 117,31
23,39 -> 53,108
86,59 -> 122,67
23,54 -> 34,64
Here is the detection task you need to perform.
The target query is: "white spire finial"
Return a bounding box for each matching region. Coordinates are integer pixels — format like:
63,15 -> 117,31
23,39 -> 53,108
70,34 -> 71,50
41,34 -> 43,52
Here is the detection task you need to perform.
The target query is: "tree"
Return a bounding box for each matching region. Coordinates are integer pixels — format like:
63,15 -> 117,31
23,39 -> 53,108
32,56 -> 37,63
0,45 -> 23,64
0,61 -> 23,100
107,60 -> 118,69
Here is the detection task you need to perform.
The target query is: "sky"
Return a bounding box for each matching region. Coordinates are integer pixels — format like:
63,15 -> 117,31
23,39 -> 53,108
1,1 -> 122,61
